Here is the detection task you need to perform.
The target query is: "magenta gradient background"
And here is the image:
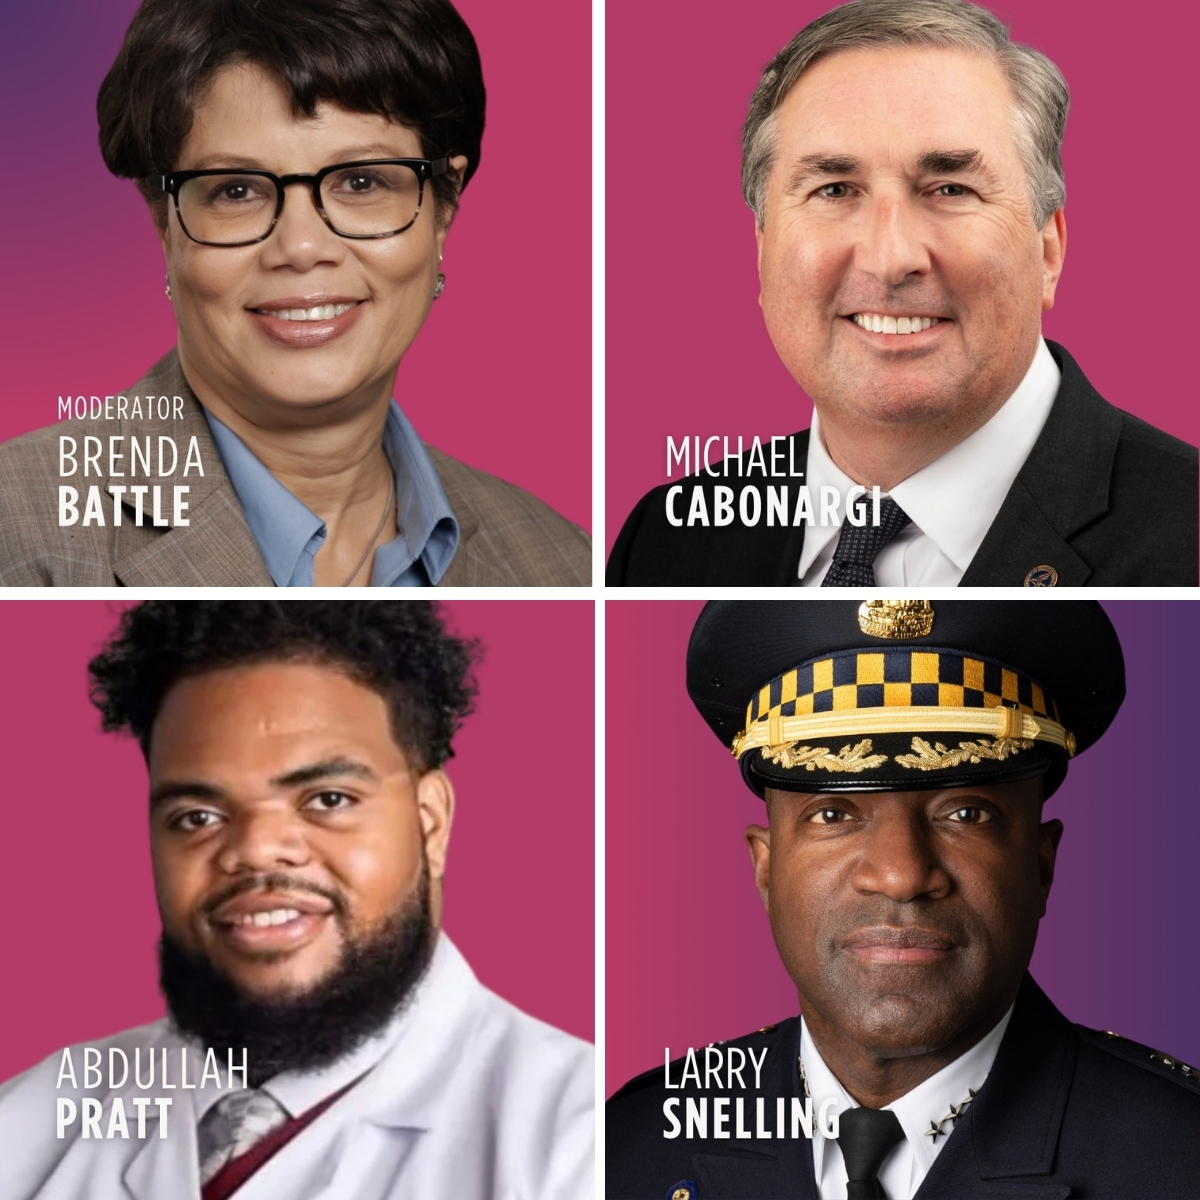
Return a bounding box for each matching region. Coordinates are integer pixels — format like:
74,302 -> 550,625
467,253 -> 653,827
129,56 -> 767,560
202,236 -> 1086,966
606,600 -> 1200,1095
0,600 -> 593,1084
605,1 -> 1199,549
0,0 -> 589,530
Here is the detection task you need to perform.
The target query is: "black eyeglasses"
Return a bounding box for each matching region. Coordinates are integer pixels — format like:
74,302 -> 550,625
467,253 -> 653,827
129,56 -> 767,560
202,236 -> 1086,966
146,158 -> 450,247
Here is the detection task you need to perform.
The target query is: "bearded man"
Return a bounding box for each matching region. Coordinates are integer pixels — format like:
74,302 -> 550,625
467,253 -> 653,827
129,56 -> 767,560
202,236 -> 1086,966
0,601 -> 592,1200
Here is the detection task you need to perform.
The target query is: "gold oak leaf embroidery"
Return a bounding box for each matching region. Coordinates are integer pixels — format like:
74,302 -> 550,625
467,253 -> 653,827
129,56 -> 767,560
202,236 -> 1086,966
762,739 -> 889,773
895,736 -> 1034,771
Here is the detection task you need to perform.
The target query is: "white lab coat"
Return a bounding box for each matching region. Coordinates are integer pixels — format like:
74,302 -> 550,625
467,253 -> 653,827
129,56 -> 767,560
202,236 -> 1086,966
0,936 -> 593,1200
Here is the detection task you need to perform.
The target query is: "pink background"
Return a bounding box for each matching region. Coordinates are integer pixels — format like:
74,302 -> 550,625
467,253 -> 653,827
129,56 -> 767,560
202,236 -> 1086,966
0,0 -> 590,531
606,600 -> 1200,1095
0,600 -> 594,1083
605,0 -> 1199,549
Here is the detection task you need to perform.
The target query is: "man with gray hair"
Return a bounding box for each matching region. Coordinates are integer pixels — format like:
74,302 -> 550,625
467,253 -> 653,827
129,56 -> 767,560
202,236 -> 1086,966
608,0 -> 1197,587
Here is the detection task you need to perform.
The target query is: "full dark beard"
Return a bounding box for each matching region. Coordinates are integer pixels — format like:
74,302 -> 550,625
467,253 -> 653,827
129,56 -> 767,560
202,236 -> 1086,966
159,867 -> 434,1087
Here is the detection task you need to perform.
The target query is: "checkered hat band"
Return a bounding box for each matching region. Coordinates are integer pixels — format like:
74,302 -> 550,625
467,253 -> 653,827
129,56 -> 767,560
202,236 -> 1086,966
745,648 -> 1060,729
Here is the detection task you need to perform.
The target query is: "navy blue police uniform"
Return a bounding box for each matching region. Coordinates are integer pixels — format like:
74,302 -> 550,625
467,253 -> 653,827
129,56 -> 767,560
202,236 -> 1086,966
606,601 -> 1200,1199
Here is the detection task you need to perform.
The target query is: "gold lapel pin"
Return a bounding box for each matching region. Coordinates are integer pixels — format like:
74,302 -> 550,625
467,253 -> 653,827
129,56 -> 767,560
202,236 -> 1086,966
1023,565 -> 1058,587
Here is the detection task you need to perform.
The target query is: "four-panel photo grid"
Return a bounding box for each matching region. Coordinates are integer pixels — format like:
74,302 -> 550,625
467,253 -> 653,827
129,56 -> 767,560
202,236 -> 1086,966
0,1 -> 1196,1198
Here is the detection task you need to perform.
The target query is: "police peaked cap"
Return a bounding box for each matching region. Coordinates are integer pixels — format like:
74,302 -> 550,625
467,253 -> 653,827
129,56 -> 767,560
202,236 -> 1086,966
687,600 -> 1125,799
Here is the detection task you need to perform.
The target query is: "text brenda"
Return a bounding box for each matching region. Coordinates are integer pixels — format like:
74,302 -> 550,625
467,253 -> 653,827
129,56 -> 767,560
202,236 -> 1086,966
58,435 -> 205,528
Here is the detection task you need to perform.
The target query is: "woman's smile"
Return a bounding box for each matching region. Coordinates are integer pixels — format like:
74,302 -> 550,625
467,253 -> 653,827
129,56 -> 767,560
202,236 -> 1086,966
164,59 -> 452,411
246,294 -> 368,348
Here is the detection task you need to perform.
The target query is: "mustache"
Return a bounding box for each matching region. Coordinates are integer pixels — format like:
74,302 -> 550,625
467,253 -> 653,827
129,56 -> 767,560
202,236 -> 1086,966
198,872 -> 348,921
827,904 -> 974,951
161,860 -> 434,1088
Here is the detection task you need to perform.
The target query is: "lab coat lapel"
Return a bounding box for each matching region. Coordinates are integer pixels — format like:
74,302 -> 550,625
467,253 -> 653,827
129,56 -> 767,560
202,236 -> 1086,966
224,1082 -> 429,1200
225,937 -> 481,1200
121,1095 -> 202,1200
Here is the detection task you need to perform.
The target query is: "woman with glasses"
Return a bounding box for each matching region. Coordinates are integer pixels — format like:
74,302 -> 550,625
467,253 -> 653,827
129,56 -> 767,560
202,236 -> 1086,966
0,0 -> 590,586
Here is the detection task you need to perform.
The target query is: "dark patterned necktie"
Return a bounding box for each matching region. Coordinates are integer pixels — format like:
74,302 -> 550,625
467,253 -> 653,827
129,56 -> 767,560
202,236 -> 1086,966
821,495 -> 912,586
837,1105 -> 906,1199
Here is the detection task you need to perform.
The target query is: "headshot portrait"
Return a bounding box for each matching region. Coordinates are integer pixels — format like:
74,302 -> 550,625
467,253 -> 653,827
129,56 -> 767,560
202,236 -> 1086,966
0,0 -> 590,586
606,0 -> 1198,586
0,600 -> 594,1199
606,600 -> 1200,1198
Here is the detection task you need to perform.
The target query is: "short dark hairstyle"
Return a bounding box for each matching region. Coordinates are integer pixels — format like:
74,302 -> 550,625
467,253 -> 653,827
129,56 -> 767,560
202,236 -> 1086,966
97,0 -> 486,223
88,601 -> 479,771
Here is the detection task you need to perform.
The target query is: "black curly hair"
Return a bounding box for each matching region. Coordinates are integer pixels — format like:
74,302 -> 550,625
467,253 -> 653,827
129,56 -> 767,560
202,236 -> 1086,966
88,601 -> 478,770
97,0 -> 486,226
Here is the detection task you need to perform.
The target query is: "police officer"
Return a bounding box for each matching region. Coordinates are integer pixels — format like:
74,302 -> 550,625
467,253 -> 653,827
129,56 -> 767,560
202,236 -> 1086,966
607,600 -> 1200,1199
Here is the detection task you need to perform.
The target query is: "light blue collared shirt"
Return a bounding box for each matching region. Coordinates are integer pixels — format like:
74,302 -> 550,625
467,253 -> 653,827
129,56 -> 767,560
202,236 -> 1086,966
205,402 -> 459,586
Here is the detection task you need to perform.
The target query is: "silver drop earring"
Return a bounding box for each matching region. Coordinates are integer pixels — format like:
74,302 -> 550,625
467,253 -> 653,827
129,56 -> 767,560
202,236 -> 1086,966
433,272 -> 445,300
165,273 -> 172,301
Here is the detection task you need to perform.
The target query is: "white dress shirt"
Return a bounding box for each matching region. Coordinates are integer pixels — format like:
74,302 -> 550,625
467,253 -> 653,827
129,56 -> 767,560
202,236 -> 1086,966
798,339 -> 1061,585
800,1007 -> 1013,1199
0,934 -> 594,1200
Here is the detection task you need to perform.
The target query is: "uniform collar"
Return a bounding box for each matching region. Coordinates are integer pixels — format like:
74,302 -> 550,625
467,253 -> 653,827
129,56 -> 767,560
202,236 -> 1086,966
204,401 -> 458,586
798,337 -> 1060,578
801,1004 -> 1013,1190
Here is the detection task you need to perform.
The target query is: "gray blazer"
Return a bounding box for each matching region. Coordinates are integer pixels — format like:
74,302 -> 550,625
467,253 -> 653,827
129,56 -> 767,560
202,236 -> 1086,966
0,350 -> 591,586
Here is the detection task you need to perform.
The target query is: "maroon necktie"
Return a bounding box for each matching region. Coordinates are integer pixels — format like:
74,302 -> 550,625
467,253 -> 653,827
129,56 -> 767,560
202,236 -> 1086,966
201,1079 -> 358,1200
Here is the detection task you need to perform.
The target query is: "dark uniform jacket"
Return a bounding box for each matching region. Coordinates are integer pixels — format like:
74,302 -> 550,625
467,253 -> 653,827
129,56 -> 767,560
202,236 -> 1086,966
607,343 -> 1198,586
606,974 -> 1200,1199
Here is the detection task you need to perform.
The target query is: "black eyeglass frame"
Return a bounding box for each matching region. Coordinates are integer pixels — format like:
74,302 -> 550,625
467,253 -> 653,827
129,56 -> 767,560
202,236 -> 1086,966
146,157 -> 450,247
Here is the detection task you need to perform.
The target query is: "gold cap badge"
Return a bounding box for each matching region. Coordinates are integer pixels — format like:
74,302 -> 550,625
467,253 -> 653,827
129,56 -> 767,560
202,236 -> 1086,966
858,600 -> 935,640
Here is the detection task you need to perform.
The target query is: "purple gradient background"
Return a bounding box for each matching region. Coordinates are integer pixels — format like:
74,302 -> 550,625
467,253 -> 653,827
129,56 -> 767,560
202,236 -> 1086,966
605,0 -> 1199,549
606,600 -> 1200,1095
0,0 -> 590,530
0,600 -> 594,1084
